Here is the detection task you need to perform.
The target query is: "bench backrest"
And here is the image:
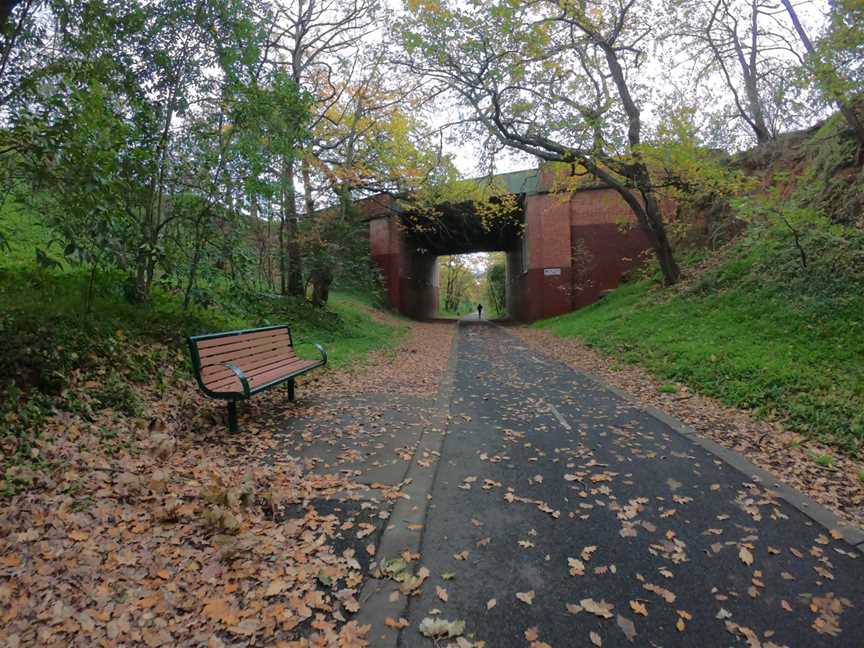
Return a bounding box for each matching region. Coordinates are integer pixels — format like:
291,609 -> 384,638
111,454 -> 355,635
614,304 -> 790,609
188,325 -> 297,395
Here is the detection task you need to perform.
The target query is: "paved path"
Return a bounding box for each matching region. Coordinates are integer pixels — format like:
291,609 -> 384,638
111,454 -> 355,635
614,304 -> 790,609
398,322 -> 864,647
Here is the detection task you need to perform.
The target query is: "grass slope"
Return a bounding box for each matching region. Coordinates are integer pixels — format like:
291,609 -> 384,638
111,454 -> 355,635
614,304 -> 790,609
1,197 -> 404,364
1,200 -> 406,472
536,224 -> 864,453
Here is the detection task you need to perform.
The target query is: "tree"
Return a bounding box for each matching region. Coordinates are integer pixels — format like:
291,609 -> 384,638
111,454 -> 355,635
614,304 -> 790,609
780,0 -> 864,151
0,0 -> 42,107
485,257 -> 506,315
401,0 -> 681,285
300,45 -> 437,300
2,0 -> 310,306
20,0 -> 235,302
0,0 -> 23,32
669,0 -> 815,146
268,0 -> 381,296
704,0 -> 775,144
439,255 -> 477,313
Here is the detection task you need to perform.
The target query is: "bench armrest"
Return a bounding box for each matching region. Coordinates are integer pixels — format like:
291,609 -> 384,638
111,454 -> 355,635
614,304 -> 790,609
225,362 -> 251,398
314,343 -> 328,366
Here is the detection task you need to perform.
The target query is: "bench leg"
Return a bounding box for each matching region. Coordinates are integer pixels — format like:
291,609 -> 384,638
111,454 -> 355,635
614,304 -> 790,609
287,378 -> 295,402
227,401 -> 239,433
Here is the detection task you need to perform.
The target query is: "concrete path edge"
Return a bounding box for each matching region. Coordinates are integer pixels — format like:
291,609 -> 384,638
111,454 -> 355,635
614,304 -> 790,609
355,322 -> 460,646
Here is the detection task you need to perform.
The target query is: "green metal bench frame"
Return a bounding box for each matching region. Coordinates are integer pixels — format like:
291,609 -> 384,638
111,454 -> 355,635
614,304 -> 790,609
188,324 -> 327,433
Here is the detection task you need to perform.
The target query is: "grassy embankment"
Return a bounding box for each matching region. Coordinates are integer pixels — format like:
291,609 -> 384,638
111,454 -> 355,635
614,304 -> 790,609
537,119 -> 864,455
538,230 -> 863,453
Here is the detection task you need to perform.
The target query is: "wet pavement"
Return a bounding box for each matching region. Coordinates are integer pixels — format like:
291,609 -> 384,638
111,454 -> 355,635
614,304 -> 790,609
399,321 -> 864,647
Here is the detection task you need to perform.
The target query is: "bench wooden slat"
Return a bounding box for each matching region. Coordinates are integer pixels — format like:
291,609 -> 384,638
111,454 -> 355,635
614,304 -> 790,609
201,348 -> 296,379
195,326 -> 289,350
246,359 -> 320,389
205,357 -> 318,393
198,333 -> 291,360
201,349 -> 302,385
199,340 -> 298,368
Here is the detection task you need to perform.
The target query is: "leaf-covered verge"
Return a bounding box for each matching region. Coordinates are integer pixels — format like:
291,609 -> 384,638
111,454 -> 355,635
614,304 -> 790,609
0,403 -> 376,646
0,266 -> 406,486
0,221 -> 452,648
0,226 -> 416,645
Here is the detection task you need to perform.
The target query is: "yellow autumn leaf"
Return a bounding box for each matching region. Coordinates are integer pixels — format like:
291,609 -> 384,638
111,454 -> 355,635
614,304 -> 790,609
516,590 -> 535,605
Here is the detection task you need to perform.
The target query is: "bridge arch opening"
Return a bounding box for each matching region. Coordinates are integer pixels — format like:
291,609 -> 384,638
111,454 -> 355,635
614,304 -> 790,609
395,196 -> 525,321
435,252 -> 509,319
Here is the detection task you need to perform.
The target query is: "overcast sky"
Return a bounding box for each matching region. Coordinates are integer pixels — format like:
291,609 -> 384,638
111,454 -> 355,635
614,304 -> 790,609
393,0 -> 830,178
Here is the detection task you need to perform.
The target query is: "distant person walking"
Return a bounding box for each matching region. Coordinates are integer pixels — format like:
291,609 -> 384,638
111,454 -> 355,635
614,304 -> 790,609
477,303 -> 483,320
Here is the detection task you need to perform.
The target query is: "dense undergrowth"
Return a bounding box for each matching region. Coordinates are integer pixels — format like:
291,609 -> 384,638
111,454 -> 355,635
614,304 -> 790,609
1,205 -> 405,494
538,115 -> 864,454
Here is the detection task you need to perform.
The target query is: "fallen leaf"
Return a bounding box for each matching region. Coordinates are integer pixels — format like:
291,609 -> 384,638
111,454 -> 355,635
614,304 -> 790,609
617,614 -> 637,642
436,586 -> 448,602
568,557 -> 585,576
516,591 -> 535,605
629,600 -> 648,616
385,617 -> 409,629
486,598 -> 497,610
581,598 -> 614,619
264,580 -> 286,597
418,617 -> 465,639
400,566 -> 430,595
202,598 -> 239,626
739,547 -> 754,566
590,630 -> 602,646
643,584 -> 676,604
0,554 -> 21,567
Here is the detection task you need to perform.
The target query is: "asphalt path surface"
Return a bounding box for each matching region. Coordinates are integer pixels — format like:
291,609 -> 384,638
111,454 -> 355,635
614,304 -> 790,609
400,321 -> 864,647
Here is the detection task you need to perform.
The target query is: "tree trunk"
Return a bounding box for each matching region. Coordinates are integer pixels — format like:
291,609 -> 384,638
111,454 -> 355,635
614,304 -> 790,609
281,156 -> 304,296
183,215 -> 205,310
730,3 -> 772,143
301,156 -> 315,217
601,173 -> 681,286
601,41 -> 681,285
641,195 -> 681,285
278,193 -> 287,295
309,268 -> 333,306
134,188 -> 157,303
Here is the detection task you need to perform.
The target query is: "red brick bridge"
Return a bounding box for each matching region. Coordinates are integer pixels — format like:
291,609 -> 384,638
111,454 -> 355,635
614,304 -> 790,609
362,166 -> 657,322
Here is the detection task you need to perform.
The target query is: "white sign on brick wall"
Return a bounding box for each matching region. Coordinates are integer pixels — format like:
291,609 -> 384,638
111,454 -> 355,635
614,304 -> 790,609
543,268 -> 562,276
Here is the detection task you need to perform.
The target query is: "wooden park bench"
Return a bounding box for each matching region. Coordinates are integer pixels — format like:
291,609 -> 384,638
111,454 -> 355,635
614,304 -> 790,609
188,324 -> 327,433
